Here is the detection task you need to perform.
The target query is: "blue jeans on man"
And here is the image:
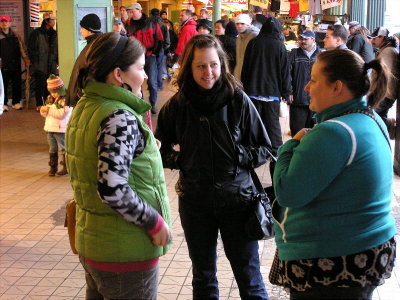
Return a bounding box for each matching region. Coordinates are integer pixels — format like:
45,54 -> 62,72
156,51 -> 165,90
179,198 -> 269,300
144,55 -> 158,109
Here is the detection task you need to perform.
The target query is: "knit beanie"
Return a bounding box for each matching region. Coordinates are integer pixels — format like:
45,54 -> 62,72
47,74 -> 66,96
196,19 -> 212,33
80,13 -> 101,33
235,14 -> 252,26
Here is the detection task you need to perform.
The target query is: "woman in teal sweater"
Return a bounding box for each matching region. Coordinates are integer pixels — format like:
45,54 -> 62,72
270,49 -> 396,299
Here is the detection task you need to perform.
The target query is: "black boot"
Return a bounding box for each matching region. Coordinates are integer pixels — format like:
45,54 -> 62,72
48,153 -> 58,176
56,154 -> 68,176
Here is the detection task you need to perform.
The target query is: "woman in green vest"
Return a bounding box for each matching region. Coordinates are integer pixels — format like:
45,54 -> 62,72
66,33 -> 172,300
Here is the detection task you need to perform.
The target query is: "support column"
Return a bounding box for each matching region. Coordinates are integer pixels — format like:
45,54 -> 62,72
350,0 -> 366,26
212,0 -> 221,24
366,0 -> 386,31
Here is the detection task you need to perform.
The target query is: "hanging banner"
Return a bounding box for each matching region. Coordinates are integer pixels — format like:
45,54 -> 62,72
320,0 -> 343,10
280,0 -> 291,14
250,0 -> 269,10
299,0 -> 309,12
29,0 -> 40,27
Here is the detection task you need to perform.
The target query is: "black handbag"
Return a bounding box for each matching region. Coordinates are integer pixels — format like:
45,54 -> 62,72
244,170 -> 274,240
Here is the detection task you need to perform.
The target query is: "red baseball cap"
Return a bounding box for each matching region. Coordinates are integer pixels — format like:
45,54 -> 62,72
0,15 -> 11,22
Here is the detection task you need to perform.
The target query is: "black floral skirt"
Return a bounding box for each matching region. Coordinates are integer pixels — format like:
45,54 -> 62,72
269,237 -> 396,292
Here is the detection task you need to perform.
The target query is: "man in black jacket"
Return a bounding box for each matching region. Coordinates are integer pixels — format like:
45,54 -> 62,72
288,30 -> 321,136
65,14 -> 102,107
347,21 -> 374,62
0,15 -> 29,111
242,17 -> 291,180
28,13 -> 58,109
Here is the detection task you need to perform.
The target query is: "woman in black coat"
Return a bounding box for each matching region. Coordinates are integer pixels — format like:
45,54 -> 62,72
156,34 -> 271,300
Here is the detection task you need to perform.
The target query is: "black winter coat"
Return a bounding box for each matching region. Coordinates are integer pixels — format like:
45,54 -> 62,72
241,18 -> 292,99
0,29 -> 24,71
347,32 -> 375,62
289,46 -> 321,106
156,89 -> 272,208
216,34 -> 237,73
28,22 -> 58,74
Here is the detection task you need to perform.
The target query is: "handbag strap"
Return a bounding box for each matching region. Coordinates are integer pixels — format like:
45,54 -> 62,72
250,169 -> 266,195
335,109 -> 391,149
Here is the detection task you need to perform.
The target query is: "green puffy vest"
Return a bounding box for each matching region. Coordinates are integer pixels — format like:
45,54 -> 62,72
66,81 -> 171,262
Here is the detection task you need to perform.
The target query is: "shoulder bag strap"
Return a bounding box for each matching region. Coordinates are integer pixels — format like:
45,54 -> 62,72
337,109 -> 391,149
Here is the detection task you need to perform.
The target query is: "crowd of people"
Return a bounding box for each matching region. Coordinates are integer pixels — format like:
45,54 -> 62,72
1,4 -> 399,300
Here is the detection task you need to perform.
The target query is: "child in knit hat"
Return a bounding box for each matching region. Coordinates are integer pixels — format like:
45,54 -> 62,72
40,74 -> 73,176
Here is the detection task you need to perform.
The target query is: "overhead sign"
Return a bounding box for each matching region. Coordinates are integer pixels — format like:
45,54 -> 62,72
249,0 -> 269,10
321,0 -> 343,10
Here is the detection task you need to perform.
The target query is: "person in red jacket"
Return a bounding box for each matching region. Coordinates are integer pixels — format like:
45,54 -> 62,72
175,9 -> 197,57
126,3 -> 164,114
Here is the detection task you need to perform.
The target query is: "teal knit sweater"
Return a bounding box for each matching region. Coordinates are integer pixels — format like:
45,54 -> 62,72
273,97 -> 396,261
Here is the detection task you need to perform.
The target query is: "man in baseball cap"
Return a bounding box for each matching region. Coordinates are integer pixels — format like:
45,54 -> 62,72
368,26 -> 389,39
347,20 -> 374,62
0,15 -> 11,22
298,30 -> 315,39
287,30 -> 321,136
126,3 -> 142,21
1,15 -> 29,110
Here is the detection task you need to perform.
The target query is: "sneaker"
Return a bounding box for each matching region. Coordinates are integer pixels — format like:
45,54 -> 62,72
12,103 -> 23,110
151,106 -> 158,114
2,105 -> 9,112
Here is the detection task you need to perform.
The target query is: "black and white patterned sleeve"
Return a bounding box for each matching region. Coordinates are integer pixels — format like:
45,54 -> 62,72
97,110 -> 158,231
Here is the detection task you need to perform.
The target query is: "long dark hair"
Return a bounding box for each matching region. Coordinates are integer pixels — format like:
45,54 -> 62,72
176,34 -> 241,99
317,49 -> 389,108
77,32 -> 145,90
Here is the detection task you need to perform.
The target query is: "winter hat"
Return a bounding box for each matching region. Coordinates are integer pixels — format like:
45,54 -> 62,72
254,6 -> 262,13
235,14 -> 252,26
348,21 -> 360,29
47,74 -> 66,96
196,19 -> 212,33
80,13 -> 101,33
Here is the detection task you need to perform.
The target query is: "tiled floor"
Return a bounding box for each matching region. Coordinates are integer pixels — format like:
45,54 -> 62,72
1,85 -> 399,299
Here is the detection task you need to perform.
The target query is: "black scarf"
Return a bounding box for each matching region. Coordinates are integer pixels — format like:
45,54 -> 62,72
182,79 -> 231,116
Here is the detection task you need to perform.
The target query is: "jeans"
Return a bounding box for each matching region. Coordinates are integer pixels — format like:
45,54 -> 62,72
179,198 -> 269,300
290,285 -> 376,300
144,55 -> 158,107
79,255 -> 159,300
161,55 -> 168,78
1,68 -> 22,105
47,132 -> 65,154
289,105 -> 315,137
156,51 -> 165,89
33,71 -> 49,106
